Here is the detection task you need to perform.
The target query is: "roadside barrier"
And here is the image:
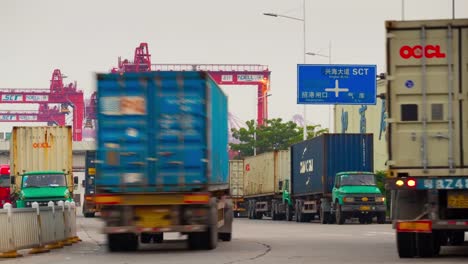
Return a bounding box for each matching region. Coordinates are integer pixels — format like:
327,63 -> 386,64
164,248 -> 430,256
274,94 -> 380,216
0,201 -> 80,258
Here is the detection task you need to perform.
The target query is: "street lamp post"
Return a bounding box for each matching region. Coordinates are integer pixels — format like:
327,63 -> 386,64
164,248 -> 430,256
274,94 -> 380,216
306,41 -> 334,132
254,93 -> 272,156
264,0 -> 307,140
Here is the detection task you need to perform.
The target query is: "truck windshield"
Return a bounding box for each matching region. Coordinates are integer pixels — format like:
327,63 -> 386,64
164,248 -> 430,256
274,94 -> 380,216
341,174 -> 376,186
23,174 -> 66,188
0,176 -> 9,187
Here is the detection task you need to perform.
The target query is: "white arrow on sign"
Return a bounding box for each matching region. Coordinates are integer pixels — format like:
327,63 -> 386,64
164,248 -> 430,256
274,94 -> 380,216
325,80 -> 349,98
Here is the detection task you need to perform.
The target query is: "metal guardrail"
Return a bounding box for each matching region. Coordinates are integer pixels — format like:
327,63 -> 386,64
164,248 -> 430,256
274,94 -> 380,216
0,201 -> 80,258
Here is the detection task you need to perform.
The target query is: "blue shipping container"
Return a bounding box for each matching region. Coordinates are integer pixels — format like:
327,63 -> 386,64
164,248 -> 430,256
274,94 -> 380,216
95,71 -> 229,193
290,134 -> 373,196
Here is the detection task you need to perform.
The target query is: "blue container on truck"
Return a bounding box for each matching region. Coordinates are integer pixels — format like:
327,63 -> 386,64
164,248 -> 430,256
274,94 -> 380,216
287,134 -> 385,224
94,71 -> 233,252
82,150 -> 99,218
291,133 -> 374,195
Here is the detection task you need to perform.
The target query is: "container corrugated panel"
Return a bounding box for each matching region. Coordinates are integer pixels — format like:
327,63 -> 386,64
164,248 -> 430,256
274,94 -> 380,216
386,19 -> 468,171
229,160 -> 244,197
291,134 -> 374,196
96,71 -> 228,193
10,126 -> 73,191
243,150 -> 290,197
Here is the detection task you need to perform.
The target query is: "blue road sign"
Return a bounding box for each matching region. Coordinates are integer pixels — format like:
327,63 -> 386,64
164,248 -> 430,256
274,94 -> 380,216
297,64 -> 377,105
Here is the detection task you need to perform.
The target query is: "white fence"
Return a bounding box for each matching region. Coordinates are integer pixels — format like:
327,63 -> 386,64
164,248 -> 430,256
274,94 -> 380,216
0,201 -> 80,258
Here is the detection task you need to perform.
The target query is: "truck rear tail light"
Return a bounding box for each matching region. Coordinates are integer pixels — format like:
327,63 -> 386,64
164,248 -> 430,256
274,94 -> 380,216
183,194 -> 210,204
407,178 -> 416,188
397,220 -> 432,233
95,194 -> 121,205
395,179 -> 404,187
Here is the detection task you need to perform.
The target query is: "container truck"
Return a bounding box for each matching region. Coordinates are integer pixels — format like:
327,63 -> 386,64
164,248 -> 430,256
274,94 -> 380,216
0,164 -> 11,208
244,150 -> 292,220
229,160 -> 246,217
288,134 -> 385,224
384,18 -> 468,258
82,150 -> 100,217
9,126 -> 78,208
94,71 -> 233,252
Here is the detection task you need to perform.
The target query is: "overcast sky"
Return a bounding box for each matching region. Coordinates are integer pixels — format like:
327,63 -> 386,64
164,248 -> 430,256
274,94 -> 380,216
1,0 -> 467,132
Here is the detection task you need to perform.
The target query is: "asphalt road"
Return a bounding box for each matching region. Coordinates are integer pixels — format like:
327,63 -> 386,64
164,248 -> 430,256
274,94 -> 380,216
2,215 -> 468,264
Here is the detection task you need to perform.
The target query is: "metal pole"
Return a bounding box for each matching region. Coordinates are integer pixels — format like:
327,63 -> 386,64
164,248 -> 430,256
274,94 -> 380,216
452,0 -> 455,19
328,41 -> 335,133
402,0 -> 405,20
303,0 -> 307,140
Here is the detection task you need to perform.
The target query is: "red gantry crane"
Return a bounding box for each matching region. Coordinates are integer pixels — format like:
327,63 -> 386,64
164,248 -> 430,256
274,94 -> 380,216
0,104 -> 66,125
0,69 -> 85,141
110,42 -> 271,126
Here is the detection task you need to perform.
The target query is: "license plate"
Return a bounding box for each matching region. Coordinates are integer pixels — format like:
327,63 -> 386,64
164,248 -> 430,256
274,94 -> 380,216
447,191 -> 468,209
419,178 -> 468,190
135,207 -> 171,228
360,206 -> 370,211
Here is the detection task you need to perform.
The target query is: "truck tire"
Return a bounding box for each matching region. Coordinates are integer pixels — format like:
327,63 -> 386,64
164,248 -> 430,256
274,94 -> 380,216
377,212 -> 386,224
218,199 -> 233,242
417,233 -> 438,258
320,208 -> 328,224
84,212 -> 95,218
248,202 -> 252,219
397,232 -> 415,258
285,205 -> 293,221
140,233 -> 152,244
448,231 -> 465,246
189,198 -> 218,250
108,233 -> 138,252
335,204 -> 345,225
271,202 -> 277,220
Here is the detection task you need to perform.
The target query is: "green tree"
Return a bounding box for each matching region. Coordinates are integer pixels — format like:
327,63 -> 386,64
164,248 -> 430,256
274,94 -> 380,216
230,118 -> 328,158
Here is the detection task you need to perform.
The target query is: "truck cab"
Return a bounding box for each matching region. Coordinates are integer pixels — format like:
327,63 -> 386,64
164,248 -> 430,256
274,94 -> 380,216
12,171 -> 75,208
332,171 -> 386,224
0,164 -> 11,208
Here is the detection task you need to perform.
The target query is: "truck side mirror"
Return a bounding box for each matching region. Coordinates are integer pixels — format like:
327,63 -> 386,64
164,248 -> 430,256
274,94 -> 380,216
73,176 -> 79,185
10,176 -> 15,185
81,179 -> 85,188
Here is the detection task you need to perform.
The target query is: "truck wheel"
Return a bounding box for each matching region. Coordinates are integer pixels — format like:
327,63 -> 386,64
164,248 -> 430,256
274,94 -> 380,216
320,208 -> 328,224
448,231 -> 465,245
377,212 -> 386,224
218,199 -> 233,242
335,204 -> 345,225
359,217 -> 366,224
286,205 -> 293,221
417,233 -> 437,258
271,202 -> 277,220
140,233 -> 152,244
219,233 -> 232,242
108,233 -> 138,252
153,233 -> 163,243
397,232 -> 415,258
84,212 -> 95,218
248,201 -> 253,219
202,198 -> 219,250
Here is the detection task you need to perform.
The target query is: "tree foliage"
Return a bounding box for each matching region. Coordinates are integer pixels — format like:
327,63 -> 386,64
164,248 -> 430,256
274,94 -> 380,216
229,118 -> 328,158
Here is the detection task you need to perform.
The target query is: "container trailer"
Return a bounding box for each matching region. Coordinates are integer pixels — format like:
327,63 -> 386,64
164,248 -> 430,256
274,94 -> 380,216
384,18 -> 468,258
9,126 -> 78,208
244,134 -> 385,224
229,160 -> 246,217
244,150 -> 291,220
82,150 -> 100,217
94,71 -> 233,252
289,134 -> 385,224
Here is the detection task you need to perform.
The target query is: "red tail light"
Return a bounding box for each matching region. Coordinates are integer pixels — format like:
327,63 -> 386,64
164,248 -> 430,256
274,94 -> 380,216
407,178 -> 416,188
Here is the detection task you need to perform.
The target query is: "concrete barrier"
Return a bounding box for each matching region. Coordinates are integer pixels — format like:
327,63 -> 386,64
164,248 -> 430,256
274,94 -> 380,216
0,201 -> 80,258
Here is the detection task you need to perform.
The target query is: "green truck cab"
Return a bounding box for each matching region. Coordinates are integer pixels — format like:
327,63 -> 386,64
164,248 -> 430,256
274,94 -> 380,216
332,171 -> 386,224
12,171 -> 76,208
